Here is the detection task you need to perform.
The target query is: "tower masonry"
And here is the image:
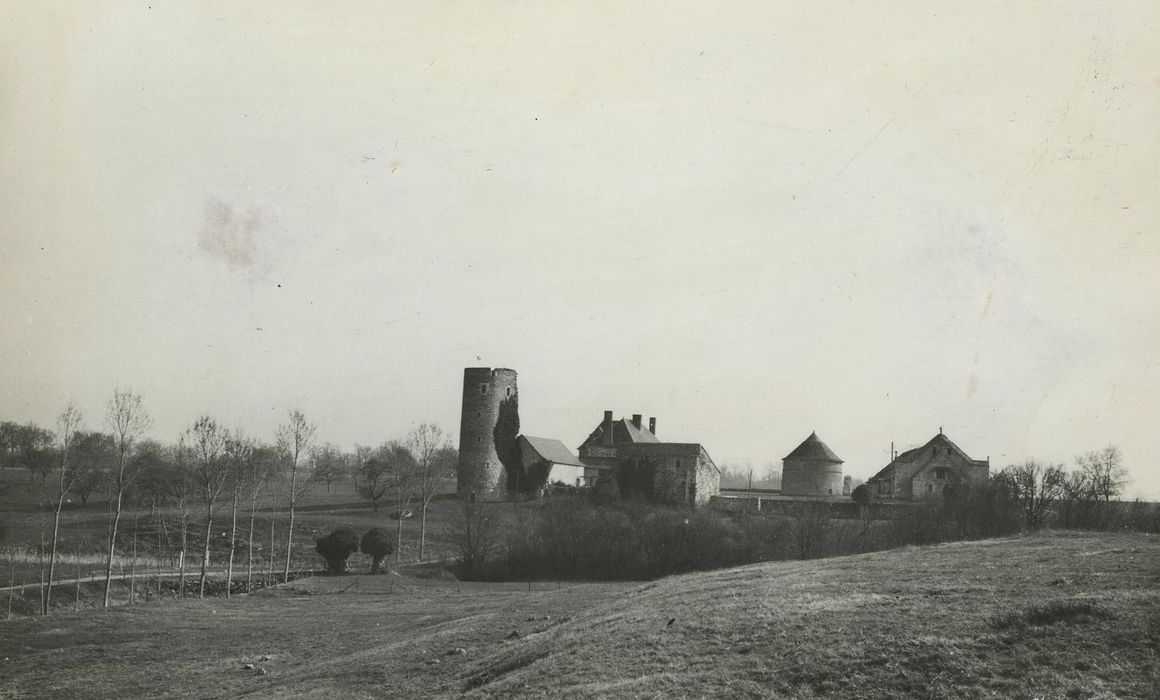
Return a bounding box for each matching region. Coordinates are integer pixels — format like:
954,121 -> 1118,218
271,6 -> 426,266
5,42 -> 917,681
457,367 -> 518,498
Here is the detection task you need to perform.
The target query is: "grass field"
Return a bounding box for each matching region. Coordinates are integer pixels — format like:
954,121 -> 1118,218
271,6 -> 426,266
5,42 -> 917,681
1,530 -> 1156,698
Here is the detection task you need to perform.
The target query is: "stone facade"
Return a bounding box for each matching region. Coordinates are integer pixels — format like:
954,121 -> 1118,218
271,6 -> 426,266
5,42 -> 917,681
617,442 -> 720,507
866,432 -> 989,501
577,411 -> 720,507
456,367 -> 518,498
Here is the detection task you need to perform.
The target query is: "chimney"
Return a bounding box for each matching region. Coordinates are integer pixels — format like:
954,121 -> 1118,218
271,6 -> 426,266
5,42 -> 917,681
631,414 -> 642,429
602,410 -> 614,446
648,416 -> 656,435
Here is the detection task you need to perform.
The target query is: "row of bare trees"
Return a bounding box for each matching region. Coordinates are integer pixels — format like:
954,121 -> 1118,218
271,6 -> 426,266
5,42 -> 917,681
997,445 -> 1129,529
14,393 -> 345,613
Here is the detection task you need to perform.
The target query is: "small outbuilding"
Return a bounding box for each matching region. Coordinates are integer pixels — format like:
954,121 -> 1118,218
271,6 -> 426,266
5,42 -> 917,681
516,435 -> 586,488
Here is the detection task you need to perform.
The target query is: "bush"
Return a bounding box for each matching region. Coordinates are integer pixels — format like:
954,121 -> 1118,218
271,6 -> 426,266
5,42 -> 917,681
315,527 -> 360,574
360,527 -> 393,574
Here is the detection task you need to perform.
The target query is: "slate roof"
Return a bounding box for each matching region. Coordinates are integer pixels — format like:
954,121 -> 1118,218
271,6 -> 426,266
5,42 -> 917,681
867,432 -> 985,482
519,435 -> 585,467
783,432 -> 844,463
579,417 -> 660,449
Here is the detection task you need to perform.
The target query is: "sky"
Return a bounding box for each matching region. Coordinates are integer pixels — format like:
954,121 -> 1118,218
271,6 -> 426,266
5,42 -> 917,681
2,1 -> 1158,497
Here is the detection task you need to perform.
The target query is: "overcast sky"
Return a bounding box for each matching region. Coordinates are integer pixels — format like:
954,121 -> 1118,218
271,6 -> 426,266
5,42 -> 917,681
3,1 -> 1158,496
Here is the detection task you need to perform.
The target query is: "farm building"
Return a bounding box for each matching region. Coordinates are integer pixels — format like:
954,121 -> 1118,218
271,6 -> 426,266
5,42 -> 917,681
516,435 -> 586,488
866,430 -> 989,500
577,411 -> 720,507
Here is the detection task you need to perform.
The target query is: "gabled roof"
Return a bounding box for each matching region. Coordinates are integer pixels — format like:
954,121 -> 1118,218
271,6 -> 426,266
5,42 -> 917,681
579,417 -> 660,449
867,432 -> 985,482
783,432 -> 843,463
519,435 -> 585,467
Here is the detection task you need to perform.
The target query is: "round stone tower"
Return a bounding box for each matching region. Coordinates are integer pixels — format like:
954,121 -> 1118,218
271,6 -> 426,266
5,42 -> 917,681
457,367 -> 518,498
781,431 -> 844,496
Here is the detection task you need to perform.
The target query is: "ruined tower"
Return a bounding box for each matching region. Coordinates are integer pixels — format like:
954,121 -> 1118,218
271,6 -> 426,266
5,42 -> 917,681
457,367 -> 518,498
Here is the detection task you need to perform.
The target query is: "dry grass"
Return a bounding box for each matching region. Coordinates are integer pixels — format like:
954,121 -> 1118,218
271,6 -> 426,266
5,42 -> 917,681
0,531 -> 1157,698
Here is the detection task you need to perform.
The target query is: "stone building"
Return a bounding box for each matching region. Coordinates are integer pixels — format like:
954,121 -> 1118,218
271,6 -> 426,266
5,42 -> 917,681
516,435 -> 586,488
577,411 -> 720,507
866,430 -> 989,501
456,367 -> 518,498
781,432 -> 844,496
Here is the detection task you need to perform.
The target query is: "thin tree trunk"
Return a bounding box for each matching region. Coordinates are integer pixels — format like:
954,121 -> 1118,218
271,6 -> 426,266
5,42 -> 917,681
283,503 -> 296,583
74,555 -> 81,612
419,501 -> 428,562
157,511 -> 165,599
199,507 -> 214,598
246,490 -> 258,593
45,505 -> 63,614
103,490 -> 124,608
7,555 -> 14,620
179,507 -> 187,599
129,517 -> 138,606
395,488 -> 407,570
226,487 -> 239,598
268,503 -> 277,579
283,466 -> 298,583
38,513 -> 48,615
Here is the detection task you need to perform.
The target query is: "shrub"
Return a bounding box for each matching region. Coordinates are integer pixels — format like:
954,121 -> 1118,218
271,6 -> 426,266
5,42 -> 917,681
315,527 -> 360,574
360,527 -> 394,574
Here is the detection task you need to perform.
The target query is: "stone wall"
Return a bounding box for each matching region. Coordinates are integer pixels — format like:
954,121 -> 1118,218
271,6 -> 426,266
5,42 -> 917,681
456,367 -> 518,498
781,458 -> 844,496
617,442 -> 720,507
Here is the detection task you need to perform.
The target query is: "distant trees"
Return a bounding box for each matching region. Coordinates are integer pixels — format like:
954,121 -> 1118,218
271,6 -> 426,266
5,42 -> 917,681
70,431 -> 114,505
311,443 -> 348,493
276,410 -> 316,582
354,445 -> 391,512
360,527 -> 393,574
1077,446 -> 1127,502
102,389 -> 151,608
0,422 -> 55,483
998,460 -> 1065,530
315,527 -> 359,574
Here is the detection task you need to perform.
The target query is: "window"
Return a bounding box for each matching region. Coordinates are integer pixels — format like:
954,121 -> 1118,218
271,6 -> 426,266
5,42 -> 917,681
827,488 -> 833,495
479,384 -> 488,395
928,484 -> 934,493
506,387 -> 512,398
935,468 -> 947,480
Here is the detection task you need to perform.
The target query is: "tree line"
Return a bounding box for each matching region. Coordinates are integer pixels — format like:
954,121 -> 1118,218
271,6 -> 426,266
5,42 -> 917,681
1,392 -> 457,615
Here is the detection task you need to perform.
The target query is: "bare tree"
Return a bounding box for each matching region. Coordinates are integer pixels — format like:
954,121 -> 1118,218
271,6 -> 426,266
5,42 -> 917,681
406,424 -> 455,561
998,460 -> 1065,530
186,417 -> 229,598
381,441 -> 417,565
276,410 -> 316,582
1077,446 -> 1127,502
222,431 -> 254,598
453,496 -> 498,578
43,403 -> 83,614
244,443 -> 278,591
102,389 -> 152,608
